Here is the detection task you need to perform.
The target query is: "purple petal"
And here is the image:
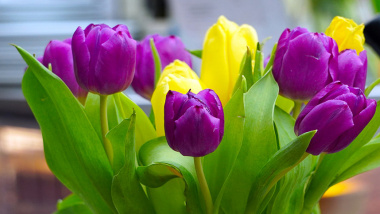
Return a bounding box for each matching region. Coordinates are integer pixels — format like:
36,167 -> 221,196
94,31 -> 136,94
113,24 -> 132,38
164,90 -> 188,144
297,100 -> 354,155
172,105 -> 221,157
353,50 -> 367,91
276,33 -> 332,100
72,26 -> 91,92
326,99 -> 377,153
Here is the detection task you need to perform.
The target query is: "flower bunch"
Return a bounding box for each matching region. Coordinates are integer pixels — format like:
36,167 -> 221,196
16,15 -> 380,214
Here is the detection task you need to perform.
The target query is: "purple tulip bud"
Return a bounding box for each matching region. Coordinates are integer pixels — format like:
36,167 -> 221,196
164,89 -> 224,157
332,49 -> 367,91
295,81 -> 376,155
72,24 -> 136,95
42,38 -> 88,99
273,27 -> 339,101
132,34 -> 192,100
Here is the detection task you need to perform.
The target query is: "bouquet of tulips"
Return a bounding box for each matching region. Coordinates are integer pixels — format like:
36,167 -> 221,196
15,15 -> 380,214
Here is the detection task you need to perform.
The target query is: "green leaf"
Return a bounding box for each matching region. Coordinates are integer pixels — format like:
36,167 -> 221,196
85,92 -> 156,155
263,43 -> 277,75
111,113 -> 155,214
138,137 -> 203,214
187,49 -> 202,58
147,178 -> 187,214
253,42 -> 264,84
269,107 -> 316,214
203,83 -> 245,204
365,77 -> 380,97
57,194 -> 86,210
218,72 -> 279,214
54,204 -> 93,214
150,38 -> 162,87
332,137 -> 380,185
302,100 -> 380,213
245,131 -> 315,213
232,48 -> 254,94
275,95 -> 294,114
16,45 -> 116,213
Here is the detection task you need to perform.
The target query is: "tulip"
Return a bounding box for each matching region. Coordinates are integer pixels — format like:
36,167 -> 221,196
42,38 -> 88,102
325,16 -> 365,54
333,49 -> 367,91
200,16 -> 258,105
72,23 -> 136,95
273,27 -> 339,101
151,60 -> 203,136
295,81 -> 376,155
132,34 -> 192,100
164,89 -> 224,156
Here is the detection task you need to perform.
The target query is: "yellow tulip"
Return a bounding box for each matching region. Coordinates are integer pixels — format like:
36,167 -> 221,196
325,16 -> 365,54
151,60 -> 203,136
201,16 -> 258,105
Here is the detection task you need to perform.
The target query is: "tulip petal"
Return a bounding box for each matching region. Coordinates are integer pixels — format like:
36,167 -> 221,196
173,105 -> 221,157
164,90 -> 188,145
298,100 -> 354,155
152,60 -> 203,136
72,26 -> 91,91
113,24 -> 132,38
278,33 -> 332,100
353,50 -> 367,91
43,40 -> 79,96
94,31 -> 136,94
201,22 -> 230,105
326,99 -> 376,153
229,24 -> 258,93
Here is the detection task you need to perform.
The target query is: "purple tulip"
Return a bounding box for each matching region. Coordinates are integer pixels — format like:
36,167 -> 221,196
273,27 -> 339,101
332,49 -> 367,91
295,81 -> 376,155
42,38 -> 88,99
72,24 -> 136,95
164,89 -> 224,157
132,34 -> 192,100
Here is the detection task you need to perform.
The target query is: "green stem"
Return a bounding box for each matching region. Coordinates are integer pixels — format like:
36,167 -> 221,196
100,95 -> 113,166
194,157 -> 213,214
292,101 -> 303,119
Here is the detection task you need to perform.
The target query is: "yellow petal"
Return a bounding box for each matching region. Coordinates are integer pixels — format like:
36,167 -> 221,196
325,16 -> 365,54
151,60 -> 203,136
229,24 -> 258,93
200,21 -> 230,105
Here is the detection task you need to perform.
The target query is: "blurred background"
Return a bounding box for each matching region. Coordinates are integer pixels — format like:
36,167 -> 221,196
1,0 -> 380,213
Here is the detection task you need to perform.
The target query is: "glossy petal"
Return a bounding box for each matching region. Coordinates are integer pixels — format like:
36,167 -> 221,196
93,31 -> 136,94
325,16 -> 365,53
151,60 -> 203,136
164,90 -> 188,145
298,100 -> 354,155
132,34 -> 192,99
326,99 -> 376,153
43,40 -> 86,98
72,26 -> 91,91
172,105 -> 221,157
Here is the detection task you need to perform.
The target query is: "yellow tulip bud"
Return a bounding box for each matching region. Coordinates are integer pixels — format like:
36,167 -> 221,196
325,16 -> 365,54
151,60 -> 203,136
201,16 -> 258,105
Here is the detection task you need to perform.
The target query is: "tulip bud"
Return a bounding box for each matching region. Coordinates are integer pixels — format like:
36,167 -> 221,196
273,27 -> 339,101
333,49 -> 367,91
201,16 -> 258,105
295,82 -> 376,155
42,38 -> 88,101
164,89 -> 224,156
325,16 -> 365,54
72,24 -> 136,95
132,34 -> 192,100
151,60 -> 203,137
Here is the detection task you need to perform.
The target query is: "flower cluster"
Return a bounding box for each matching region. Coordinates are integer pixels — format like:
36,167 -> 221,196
18,14 -> 379,214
